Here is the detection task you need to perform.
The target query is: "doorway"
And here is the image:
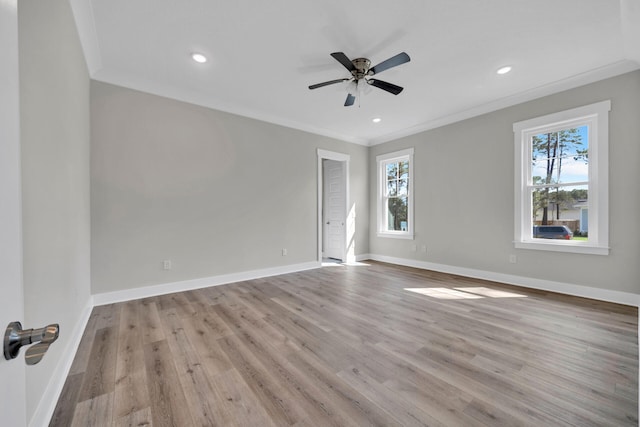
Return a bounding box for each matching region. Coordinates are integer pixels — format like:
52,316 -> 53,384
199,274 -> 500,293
317,149 -> 350,264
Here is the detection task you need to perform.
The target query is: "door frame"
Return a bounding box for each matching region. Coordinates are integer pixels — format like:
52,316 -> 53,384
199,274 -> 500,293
317,149 -> 350,263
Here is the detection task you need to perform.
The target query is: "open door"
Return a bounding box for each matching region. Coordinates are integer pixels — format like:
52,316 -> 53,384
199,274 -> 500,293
0,1 -> 27,425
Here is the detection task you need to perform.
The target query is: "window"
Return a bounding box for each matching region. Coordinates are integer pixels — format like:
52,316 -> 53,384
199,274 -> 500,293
513,101 -> 610,255
377,148 -> 414,239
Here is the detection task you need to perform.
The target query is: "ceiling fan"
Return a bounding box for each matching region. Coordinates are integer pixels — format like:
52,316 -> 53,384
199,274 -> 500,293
308,51 -> 410,106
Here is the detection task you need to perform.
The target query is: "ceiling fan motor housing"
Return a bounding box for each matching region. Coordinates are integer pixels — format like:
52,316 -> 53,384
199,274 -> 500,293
351,58 -> 371,80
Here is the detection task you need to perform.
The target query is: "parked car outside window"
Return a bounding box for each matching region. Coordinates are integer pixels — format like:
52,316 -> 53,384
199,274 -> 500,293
533,225 -> 573,240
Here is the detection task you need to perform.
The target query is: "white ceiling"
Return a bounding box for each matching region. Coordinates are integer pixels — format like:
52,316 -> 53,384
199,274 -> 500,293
70,0 -> 639,145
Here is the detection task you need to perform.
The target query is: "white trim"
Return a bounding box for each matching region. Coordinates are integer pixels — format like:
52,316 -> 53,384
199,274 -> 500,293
376,232 -> 415,240
375,147 -> 415,162
317,149 -> 353,264
621,0 -> 640,65
513,100 -> 610,255
512,100 -> 611,133
377,148 -> 414,239
367,60 -> 638,146
513,241 -> 609,255
93,261 -> 320,306
29,296 -> 94,427
68,0 -> 102,75
355,253 -> 371,262
317,149 -> 350,162
363,253 -> 640,307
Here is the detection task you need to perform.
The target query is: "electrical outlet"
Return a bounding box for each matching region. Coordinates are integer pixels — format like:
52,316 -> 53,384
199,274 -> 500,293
282,248 -> 287,256
421,245 -> 427,253
163,260 -> 172,270
509,254 -> 517,264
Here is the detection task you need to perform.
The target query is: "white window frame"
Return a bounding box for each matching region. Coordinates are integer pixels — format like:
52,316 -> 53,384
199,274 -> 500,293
377,148 -> 414,239
513,100 -> 610,255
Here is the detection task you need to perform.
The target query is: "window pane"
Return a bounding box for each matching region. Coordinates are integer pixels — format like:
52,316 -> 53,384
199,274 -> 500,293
399,161 -> 409,179
398,178 -> 408,196
387,197 -> 408,231
531,125 -> 589,185
386,163 -> 398,180
387,180 -> 397,196
557,153 -> 588,183
531,184 -> 588,241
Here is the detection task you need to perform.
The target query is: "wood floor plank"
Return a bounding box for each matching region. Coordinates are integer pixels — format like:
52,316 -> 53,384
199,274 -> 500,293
285,347 -> 403,427
68,307 -> 103,375
114,301 -> 150,420
50,261 -> 638,426
156,292 -> 196,318
383,377 -> 486,427
48,373 -> 83,427
76,326 -> 118,402
159,308 -> 224,426
70,392 -> 114,427
207,368 -> 277,427
139,298 -> 165,344
180,309 -> 233,378
113,407 -> 152,427
337,365 -> 444,426
216,332 -> 307,425
214,302 -> 365,426
143,339 -> 194,427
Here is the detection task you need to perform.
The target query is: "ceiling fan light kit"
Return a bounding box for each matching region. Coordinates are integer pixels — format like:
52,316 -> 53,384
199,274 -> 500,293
309,51 -> 410,107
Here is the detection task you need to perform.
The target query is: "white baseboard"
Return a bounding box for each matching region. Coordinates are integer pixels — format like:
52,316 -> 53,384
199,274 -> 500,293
30,295 -> 94,427
362,253 -> 640,307
92,261 -> 321,306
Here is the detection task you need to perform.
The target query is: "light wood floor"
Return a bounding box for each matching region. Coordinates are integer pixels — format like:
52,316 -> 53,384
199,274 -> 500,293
50,261 -> 638,426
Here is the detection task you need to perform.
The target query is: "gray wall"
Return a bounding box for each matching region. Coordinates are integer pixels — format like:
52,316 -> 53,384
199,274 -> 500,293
90,81 -> 369,293
19,0 -> 91,420
370,70 -> 640,295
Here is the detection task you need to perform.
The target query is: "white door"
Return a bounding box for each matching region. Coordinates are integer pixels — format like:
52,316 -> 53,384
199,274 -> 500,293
0,1 -> 27,425
323,160 -> 346,261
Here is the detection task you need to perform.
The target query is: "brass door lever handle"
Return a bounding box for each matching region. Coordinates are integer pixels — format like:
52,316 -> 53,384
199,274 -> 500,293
3,321 -> 60,365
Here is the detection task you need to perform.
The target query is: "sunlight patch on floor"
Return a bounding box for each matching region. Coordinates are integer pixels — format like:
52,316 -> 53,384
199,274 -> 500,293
404,287 -> 483,299
405,286 -> 528,299
455,287 -> 527,298
321,259 -> 370,267
322,261 -> 343,267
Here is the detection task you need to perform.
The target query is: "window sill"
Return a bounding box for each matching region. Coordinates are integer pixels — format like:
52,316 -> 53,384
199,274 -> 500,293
378,232 -> 414,240
514,240 -> 609,255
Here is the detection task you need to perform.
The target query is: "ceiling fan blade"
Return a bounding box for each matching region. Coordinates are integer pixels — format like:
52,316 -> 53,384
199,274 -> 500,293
331,52 -> 356,72
308,78 -> 349,90
344,93 -> 356,107
368,79 -> 404,95
369,52 -> 410,76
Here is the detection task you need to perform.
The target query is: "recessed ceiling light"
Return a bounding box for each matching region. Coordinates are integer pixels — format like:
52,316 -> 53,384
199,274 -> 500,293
372,117 -> 382,123
191,53 -> 207,63
497,66 -> 512,75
